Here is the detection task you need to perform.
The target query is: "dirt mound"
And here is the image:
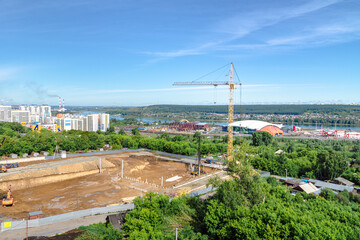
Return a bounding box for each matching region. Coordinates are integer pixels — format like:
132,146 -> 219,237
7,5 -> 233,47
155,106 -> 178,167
0,158 -> 115,191
27,229 -> 83,240
130,162 -> 149,172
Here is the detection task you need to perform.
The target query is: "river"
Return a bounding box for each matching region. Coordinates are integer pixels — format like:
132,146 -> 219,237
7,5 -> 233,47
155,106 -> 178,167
74,112 -> 360,131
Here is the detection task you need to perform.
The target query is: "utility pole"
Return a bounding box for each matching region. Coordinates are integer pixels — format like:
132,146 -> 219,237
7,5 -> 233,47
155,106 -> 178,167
121,160 -> 124,179
99,158 -> 102,174
77,192 -> 79,210
197,135 -> 201,176
26,219 -> 28,240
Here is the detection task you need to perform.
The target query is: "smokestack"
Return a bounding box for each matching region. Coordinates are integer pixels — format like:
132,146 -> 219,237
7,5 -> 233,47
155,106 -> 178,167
63,98 -> 65,110
59,97 -> 61,110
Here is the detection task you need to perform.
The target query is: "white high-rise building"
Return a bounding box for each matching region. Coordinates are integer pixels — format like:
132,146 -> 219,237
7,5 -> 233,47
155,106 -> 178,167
58,118 -> 72,131
39,106 -> 51,123
30,115 -> 40,123
78,119 -> 84,131
0,105 -> 12,122
71,119 -> 79,130
99,113 -> 110,132
83,117 -> 88,131
11,110 -> 30,123
29,106 -> 39,115
87,114 -> 99,132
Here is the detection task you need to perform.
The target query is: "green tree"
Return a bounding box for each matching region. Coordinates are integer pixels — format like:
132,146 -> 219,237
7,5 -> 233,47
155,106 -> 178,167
131,128 -> 140,136
105,126 -> 115,135
193,131 -> 201,140
118,129 -> 126,135
319,188 -> 336,201
316,150 -> 348,180
252,131 -> 273,146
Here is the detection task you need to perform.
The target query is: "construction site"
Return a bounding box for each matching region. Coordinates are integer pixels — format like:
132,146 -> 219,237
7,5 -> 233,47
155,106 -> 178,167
0,151 -> 223,221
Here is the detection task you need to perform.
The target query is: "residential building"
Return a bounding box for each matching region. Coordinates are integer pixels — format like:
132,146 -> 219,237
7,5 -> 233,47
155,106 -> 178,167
0,105 -> 12,122
11,110 -> 30,123
100,113 -> 110,132
87,114 -> 99,132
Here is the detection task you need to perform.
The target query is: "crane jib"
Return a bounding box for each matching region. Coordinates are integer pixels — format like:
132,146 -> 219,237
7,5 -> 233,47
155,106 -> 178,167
172,62 -> 240,162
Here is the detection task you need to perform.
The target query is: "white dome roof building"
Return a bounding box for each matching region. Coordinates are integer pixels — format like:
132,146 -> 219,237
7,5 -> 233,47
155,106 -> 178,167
223,120 -> 284,136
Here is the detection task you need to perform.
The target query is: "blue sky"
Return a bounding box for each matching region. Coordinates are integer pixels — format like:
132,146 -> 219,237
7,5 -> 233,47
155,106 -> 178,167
0,0 -> 359,106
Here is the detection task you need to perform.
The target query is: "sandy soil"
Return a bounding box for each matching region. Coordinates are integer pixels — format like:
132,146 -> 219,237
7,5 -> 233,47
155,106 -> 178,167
0,152 -> 215,221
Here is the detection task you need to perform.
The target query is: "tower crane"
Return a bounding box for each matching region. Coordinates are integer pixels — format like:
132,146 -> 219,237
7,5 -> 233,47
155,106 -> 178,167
173,62 -> 241,161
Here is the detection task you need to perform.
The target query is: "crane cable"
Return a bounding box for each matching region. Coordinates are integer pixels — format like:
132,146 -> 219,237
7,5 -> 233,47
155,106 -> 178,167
233,65 -> 242,122
191,63 -> 230,83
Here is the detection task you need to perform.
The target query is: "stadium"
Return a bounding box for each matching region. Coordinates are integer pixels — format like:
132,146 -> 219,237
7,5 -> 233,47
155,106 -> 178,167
222,120 -> 285,136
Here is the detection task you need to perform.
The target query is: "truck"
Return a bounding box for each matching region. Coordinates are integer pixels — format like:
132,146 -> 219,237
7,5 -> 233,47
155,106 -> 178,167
0,165 -> 7,173
0,164 -> 18,173
205,156 -> 214,164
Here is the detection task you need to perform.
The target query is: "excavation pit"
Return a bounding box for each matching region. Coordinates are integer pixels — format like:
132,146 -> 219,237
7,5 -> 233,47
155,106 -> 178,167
0,151 -> 218,220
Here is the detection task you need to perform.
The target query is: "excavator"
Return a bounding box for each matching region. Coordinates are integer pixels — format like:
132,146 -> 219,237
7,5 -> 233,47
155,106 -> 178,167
2,185 -> 13,207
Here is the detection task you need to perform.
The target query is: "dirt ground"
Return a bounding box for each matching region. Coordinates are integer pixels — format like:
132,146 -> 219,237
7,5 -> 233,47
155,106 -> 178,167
0,152 -> 216,221
27,229 -> 83,240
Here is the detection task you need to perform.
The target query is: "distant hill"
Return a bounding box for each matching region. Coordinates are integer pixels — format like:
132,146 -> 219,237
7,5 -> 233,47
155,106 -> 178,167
98,104 -> 360,116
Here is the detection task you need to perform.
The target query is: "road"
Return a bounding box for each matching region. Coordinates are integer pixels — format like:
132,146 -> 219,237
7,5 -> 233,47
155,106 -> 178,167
174,170 -> 228,191
1,213 -> 108,240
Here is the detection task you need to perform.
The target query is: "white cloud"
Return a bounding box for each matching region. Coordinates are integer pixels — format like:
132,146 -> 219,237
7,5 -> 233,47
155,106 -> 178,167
0,67 -> 20,82
82,84 -> 307,95
145,0 -> 358,58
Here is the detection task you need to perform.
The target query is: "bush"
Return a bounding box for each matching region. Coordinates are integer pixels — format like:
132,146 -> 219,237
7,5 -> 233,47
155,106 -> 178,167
319,188 -> 336,201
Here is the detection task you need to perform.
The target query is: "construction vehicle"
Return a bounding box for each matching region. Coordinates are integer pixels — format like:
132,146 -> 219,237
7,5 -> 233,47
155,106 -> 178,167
0,165 -> 7,173
191,166 -> 199,175
205,156 -> 214,164
2,186 -> 13,207
190,165 -> 206,175
0,163 -> 18,173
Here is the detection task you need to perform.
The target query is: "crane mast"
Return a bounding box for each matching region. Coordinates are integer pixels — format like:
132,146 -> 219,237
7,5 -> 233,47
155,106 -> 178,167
227,63 -> 234,161
173,62 -> 239,161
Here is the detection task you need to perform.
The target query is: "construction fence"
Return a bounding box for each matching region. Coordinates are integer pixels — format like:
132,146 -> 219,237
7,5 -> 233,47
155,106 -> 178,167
0,185 -> 218,232
1,203 -> 134,232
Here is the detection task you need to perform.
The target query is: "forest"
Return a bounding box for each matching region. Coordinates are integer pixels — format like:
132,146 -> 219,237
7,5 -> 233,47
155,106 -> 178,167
74,145 -> 360,239
97,104 -> 360,116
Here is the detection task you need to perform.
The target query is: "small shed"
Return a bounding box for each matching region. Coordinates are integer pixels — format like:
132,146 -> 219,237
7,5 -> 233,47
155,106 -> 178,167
40,151 -> 49,156
106,211 -> 128,231
60,151 -> 66,159
294,183 -> 319,194
29,211 -> 43,220
310,179 -> 354,192
10,154 -> 18,159
32,152 -> 39,157
331,177 -> 355,187
282,178 -> 304,187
